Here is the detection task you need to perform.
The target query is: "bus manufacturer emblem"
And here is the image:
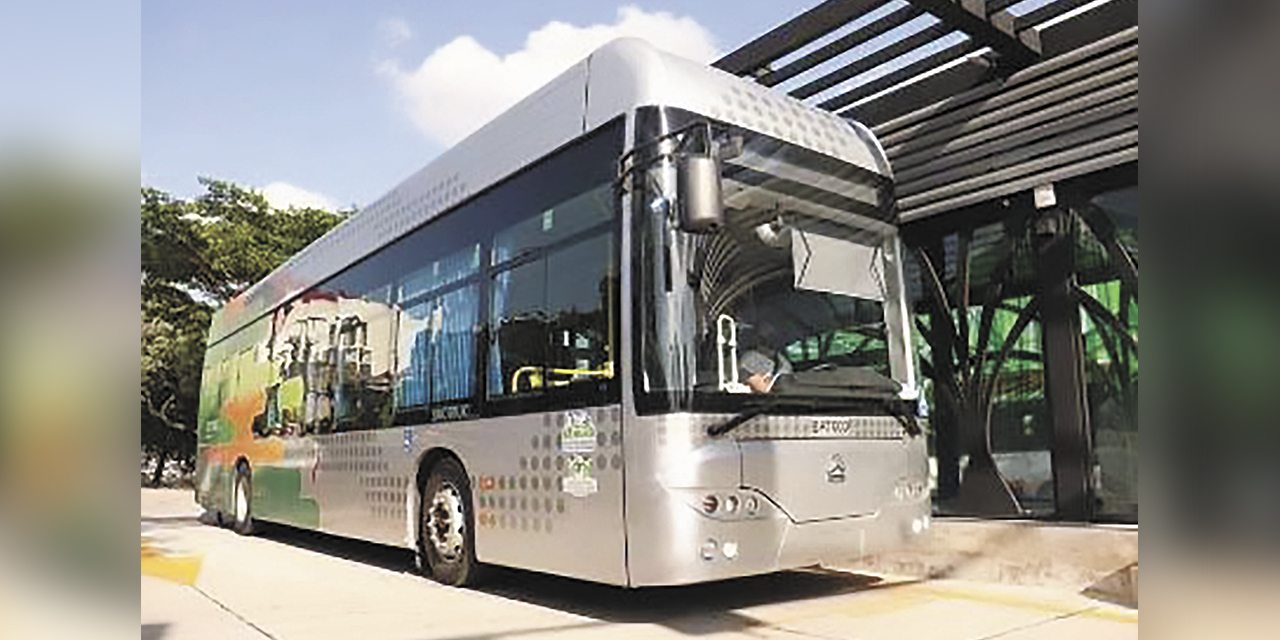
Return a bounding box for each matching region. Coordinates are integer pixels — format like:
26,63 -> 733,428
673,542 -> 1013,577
826,453 -> 847,484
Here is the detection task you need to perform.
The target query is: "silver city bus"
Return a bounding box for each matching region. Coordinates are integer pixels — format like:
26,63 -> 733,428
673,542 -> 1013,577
195,38 -> 930,588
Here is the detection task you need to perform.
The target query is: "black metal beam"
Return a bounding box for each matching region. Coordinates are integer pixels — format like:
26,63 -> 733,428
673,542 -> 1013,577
985,0 -> 1022,14
1036,206 -> 1093,521
993,0 -> 1093,39
1025,0 -> 1138,59
907,0 -> 1039,71
758,4 -> 925,87
818,37 -> 973,112
792,22 -> 951,100
842,53 -> 996,126
923,239 -> 962,504
714,0 -> 890,76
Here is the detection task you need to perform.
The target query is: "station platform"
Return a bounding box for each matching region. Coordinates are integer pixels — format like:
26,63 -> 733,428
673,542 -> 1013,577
838,517 -> 1138,608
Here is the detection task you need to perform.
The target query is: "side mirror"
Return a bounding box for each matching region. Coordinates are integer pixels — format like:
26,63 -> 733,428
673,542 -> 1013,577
676,153 -> 724,234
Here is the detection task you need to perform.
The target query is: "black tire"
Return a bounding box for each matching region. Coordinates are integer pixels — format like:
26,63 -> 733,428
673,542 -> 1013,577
418,457 -> 482,586
232,465 -> 256,536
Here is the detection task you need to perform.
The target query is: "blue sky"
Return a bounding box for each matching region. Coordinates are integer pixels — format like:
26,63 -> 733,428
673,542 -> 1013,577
143,1 -> 819,210
1,1 -> 140,154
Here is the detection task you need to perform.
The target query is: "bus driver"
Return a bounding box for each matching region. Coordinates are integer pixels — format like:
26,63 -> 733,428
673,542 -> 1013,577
739,348 -> 792,393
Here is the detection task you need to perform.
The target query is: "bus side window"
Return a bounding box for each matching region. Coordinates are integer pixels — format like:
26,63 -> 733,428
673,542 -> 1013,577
488,232 -> 617,403
487,183 -> 617,406
488,257 -> 548,397
396,244 -> 482,417
432,284 -> 480,403
545,233 -> 616,393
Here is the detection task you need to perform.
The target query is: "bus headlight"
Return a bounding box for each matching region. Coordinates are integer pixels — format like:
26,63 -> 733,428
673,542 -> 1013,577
723,495 -> 739,514
680,490 -> 766,519
702,495 -> 719,514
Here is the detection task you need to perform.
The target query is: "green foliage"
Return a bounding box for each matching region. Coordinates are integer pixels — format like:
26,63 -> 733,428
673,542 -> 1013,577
140,178 -> 346,481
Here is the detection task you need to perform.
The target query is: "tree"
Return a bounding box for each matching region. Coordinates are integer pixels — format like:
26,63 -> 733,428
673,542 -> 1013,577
141,179 -> 346,484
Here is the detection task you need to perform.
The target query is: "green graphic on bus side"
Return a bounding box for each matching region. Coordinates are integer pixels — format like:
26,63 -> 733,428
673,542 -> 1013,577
252,467 -> 321,528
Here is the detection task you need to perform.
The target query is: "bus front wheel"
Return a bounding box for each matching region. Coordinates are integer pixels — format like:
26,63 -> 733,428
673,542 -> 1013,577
418,457 -> 481,586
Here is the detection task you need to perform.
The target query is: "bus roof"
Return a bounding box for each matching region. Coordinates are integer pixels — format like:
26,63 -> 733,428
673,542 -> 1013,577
208,37 -> 892,345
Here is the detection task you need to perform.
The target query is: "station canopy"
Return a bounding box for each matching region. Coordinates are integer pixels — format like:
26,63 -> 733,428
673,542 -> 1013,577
714,0 -> 1138,129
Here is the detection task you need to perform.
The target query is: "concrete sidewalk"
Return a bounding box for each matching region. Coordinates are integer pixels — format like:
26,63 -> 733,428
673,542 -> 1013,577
141,489 -> 1137,640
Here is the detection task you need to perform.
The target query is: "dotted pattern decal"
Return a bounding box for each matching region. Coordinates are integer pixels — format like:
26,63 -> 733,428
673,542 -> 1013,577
315,431 -> 404,520
707,83 -> 864,161
660,414 -> 907,445
474,407 -> 623,533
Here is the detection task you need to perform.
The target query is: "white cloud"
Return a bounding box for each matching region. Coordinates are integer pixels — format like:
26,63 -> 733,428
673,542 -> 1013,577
260,182 -> 337,211
379,6 -> 719,147
378,18 -> 412,48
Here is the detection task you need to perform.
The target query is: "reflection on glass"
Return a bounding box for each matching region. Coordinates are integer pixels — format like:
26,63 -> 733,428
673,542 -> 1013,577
489,187 -> 617,399
545,233 -> 616,387
1079,186 -> 1138,520
636,120 -> 904,413
490,258 -> 548,396
399,285 -> 480,407
201,120 -> 624,437
401,244 -> 480,303
492,186 -> 612,266
397,243 -> 483,412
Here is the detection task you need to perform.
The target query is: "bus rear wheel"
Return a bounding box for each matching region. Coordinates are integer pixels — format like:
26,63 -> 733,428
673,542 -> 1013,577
232,466 -> 256,536
418,457 -> 481,586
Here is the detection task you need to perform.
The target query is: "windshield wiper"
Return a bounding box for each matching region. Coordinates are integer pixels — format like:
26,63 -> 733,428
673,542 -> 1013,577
882,398 -> 922,437
704,396 -> 826,437
705,401 -> 774,437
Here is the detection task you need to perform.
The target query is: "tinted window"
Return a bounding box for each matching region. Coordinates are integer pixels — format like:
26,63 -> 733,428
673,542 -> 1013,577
488,185 -> 618,407
207,117 -> 624,432
268,280 -> 396,435
400,283 -> 481,407
545,232 -> 616,383
492,186 -> 613,265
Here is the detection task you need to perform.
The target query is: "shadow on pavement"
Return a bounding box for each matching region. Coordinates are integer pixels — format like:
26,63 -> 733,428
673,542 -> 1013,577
231,518 -> 921,633
241,519 -> 921,624
476,564 -> 892,625
141,623 -> 169,640
140,515 -> 207,529
248,520 -> 416,574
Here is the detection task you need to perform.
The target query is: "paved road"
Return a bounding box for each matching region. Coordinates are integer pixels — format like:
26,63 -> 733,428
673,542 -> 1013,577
141,489 -> 1136,640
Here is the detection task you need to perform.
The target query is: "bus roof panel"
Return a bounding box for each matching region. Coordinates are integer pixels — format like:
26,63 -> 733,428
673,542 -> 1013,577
209,38 -> 890,345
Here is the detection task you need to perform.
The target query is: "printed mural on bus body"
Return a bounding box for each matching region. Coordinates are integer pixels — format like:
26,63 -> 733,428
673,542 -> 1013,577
195,312 -> 321,528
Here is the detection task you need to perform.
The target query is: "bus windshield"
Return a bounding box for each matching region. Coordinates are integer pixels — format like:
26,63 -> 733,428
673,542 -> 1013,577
634,110 -> 910,414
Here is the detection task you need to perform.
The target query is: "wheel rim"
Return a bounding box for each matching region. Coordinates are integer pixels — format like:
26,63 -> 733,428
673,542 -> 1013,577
426,482 -> 466,562
235,478 -> 249,524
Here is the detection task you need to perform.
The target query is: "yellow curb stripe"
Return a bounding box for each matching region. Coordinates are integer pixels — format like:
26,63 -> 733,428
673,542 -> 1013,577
760,582 -> 1138,626
919,584 -> 1138,623
141,537 -> 204,586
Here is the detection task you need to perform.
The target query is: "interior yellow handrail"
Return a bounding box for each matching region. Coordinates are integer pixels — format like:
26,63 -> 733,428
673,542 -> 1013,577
511,361 -> 614,390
